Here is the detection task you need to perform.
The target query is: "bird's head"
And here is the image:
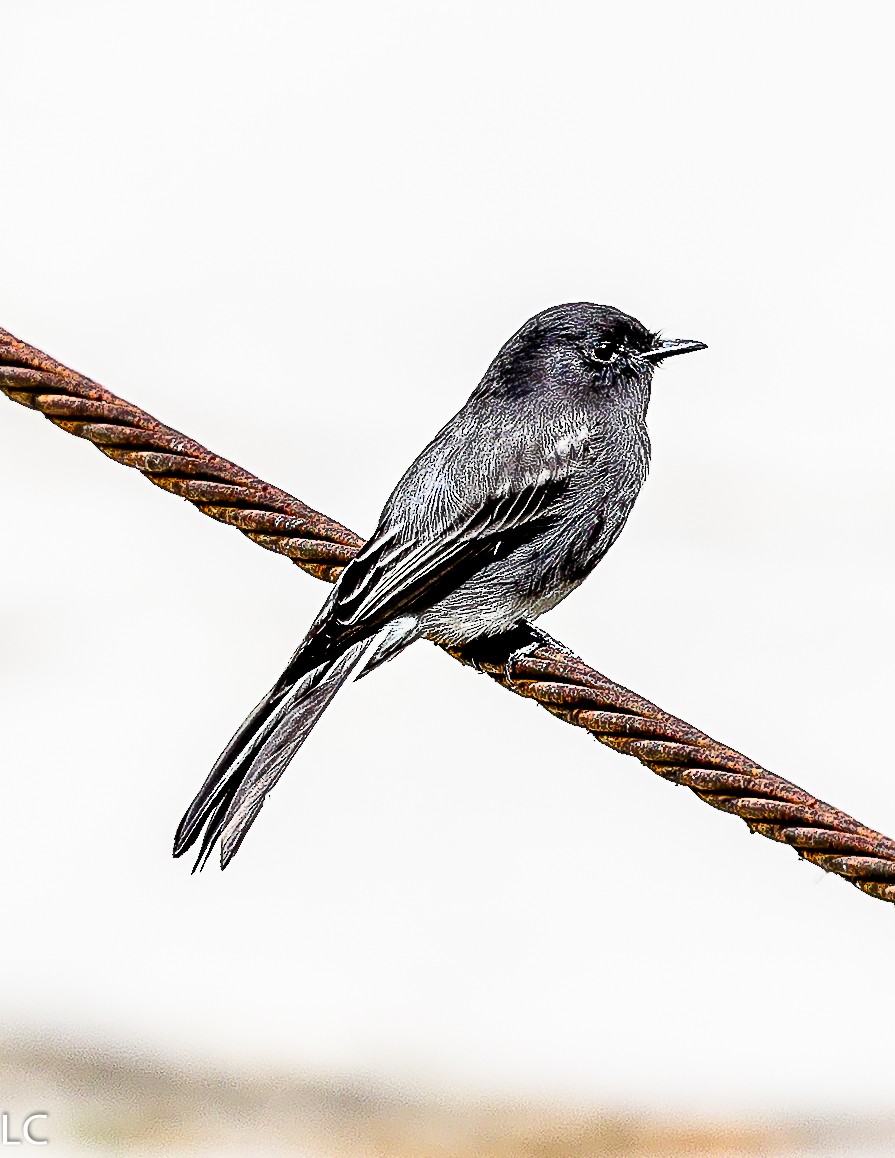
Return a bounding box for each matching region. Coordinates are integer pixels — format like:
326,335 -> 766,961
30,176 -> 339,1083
483,302 -> 706,400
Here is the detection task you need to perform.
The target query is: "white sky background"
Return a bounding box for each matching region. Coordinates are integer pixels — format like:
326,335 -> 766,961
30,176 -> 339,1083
1,0 -> 894,1118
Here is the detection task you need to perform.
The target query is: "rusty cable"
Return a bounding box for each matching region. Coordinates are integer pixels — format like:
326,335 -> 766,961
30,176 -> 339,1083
3,324 -> 894,904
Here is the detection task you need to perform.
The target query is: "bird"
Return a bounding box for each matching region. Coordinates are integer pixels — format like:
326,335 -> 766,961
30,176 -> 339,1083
173,302 -> 706,869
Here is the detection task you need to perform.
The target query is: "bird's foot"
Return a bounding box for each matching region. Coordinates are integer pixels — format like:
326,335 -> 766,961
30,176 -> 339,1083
455,622 -> 580,683
502,640 -> 542,684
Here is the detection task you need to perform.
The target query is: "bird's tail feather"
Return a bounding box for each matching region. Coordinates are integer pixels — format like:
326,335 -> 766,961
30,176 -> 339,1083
173,618 -> 416,870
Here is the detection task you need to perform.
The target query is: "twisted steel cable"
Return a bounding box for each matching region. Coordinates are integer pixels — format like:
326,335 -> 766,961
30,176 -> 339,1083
3,324 -> 895,904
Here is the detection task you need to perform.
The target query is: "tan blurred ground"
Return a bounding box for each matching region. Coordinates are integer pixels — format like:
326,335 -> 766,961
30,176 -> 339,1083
1,1039 -> 892,1157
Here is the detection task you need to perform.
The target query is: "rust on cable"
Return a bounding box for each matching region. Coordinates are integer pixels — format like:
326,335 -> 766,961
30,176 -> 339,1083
3,324 -> 894,905
0,331 -> 361,582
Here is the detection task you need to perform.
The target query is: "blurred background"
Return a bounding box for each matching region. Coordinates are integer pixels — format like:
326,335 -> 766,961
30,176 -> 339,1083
1,1 -> 894,1153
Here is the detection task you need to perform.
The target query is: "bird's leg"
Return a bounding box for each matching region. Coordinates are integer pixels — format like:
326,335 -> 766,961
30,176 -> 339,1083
501,622 -> 583,683
454,622 -> 581,683
451,624 -> 536,673
517,621 -> 580,657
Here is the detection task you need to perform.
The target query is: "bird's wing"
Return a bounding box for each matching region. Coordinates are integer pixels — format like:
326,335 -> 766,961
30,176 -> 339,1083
313,416 -> 593,653
332,470 -> 565,631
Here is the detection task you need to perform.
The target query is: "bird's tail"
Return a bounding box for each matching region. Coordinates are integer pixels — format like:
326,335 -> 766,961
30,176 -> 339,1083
173,617 -> 417,870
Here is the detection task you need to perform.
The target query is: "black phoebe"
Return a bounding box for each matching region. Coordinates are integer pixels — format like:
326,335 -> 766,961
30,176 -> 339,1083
174,303 -> 706,868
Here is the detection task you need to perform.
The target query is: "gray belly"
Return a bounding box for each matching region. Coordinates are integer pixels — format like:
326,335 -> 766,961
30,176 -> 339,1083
419,564 -> 586,645
418,500 -> 628,645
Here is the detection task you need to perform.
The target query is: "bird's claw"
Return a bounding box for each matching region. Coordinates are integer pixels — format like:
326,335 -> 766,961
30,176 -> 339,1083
503,641 -> 541,684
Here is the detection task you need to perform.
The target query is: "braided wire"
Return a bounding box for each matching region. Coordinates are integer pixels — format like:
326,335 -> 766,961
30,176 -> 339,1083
3,325 -> 894,904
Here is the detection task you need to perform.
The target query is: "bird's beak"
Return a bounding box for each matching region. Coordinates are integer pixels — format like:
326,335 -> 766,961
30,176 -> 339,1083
642,337 -> 708,362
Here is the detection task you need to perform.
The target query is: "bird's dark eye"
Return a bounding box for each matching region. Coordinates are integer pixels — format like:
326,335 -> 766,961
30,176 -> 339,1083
584,339 -> 619,364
